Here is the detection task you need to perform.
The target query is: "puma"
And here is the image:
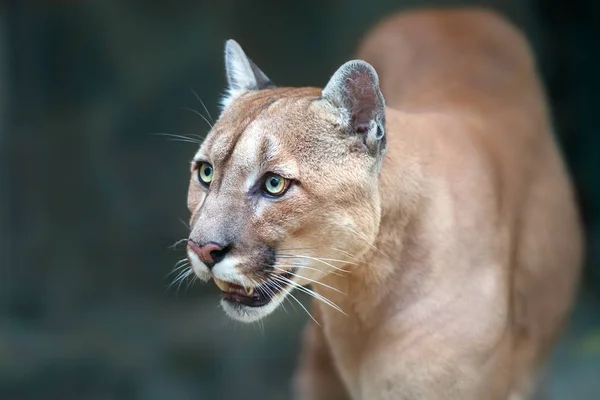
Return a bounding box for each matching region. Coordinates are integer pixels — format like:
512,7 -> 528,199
184,7 -> 583,400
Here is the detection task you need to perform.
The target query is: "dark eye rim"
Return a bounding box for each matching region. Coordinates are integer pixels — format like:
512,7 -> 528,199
261,173 -> 292,198
196,161 -> 213,188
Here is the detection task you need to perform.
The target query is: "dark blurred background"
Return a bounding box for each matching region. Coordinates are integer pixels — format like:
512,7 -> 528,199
1,0 -> 599,399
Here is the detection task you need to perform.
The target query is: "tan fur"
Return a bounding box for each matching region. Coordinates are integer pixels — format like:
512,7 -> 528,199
187,8 -> 582,400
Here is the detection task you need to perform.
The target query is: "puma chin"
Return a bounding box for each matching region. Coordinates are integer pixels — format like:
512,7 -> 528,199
185,40 -> 385,322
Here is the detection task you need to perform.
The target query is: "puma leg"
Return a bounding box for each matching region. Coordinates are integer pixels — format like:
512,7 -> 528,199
293,309 -> 349,400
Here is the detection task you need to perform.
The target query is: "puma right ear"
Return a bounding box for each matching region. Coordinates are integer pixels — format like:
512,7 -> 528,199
322,60 -> 386,156
221,39 -> 276,111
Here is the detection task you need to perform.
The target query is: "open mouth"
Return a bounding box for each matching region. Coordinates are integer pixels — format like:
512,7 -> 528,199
213,269 -> 295,307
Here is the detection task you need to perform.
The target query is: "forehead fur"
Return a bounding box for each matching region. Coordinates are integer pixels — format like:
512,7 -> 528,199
196,87 -> 354,172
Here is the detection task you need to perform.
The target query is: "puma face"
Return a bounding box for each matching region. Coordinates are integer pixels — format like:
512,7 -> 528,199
186,40 -> 387,322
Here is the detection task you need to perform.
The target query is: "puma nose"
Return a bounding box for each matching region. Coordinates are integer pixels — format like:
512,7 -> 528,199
188,241 -> 230,268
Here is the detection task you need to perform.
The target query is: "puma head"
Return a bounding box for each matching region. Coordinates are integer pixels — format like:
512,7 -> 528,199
186,39 -> 387,322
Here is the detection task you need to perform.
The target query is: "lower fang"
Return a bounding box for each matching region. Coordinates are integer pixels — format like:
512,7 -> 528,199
246,287 -> 254,296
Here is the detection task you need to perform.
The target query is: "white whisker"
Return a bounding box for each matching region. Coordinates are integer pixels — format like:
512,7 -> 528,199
168,266 -> 189,284
169,238 -> 189,250
315,257 -> 359,266
277,254 -> 350,273
184,273 -> 198,292
268,275 -> 319,325
152,132 -> 202,144
278,254 -> 358,266
183,107 -> 213,129
347,227 -> 390,258
285,289 -> 320,326
273,267 -> 345,295
246,276 -> 268,332
189,87 -> 215,123
271,274 -> 346,315
262,277 -> 289,314
277,247 -> 317,251
167,259 -> 190,277
169,267 -> 194,294
330,247 -> 363,262
178,219 -> 190,229
255,274 -> 288,314
272,262 -> 345,277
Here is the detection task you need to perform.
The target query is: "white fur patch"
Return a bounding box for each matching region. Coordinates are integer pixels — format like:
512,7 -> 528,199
219,87 -> 246,112
245,170 -> 260,192
187,248 -> 211,282
211,256 -> 248,286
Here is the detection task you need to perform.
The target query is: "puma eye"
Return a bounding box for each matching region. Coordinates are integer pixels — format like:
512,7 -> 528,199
197,162 -> 214,187
262,173 -> 290,197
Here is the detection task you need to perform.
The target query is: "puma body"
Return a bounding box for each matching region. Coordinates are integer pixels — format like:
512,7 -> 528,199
185,8 -> 582,400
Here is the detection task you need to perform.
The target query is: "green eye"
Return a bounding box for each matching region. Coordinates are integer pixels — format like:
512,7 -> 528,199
198,162 -> 214,187
263,173 -> 289,197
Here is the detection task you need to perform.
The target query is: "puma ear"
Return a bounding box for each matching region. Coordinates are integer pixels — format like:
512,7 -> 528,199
221,39 -> 276,110
322,60 -> 386,155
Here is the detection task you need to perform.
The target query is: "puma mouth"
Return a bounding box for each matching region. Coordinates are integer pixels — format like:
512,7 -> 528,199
214,269 -> 295,308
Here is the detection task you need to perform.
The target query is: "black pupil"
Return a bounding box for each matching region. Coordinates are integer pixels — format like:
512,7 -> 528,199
269,177 -> 280,189
203,166 -> 212,178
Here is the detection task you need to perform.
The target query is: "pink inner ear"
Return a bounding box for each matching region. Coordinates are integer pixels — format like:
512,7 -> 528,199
345,73 -> 379,126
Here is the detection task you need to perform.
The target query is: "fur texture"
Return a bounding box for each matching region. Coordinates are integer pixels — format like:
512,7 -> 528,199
186,8 -> 582,400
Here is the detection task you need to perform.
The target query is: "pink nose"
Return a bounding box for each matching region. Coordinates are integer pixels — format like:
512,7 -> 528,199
188,241 -> 229,267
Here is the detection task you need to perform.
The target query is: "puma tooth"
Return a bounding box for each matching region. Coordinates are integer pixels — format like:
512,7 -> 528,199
246,286 -> 254,296
214,278 -> 230,292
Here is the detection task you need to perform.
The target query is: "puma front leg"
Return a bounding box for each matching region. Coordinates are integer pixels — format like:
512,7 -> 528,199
293,307 -> 349,400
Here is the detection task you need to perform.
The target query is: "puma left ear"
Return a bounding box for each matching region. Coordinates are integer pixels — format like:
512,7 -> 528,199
221,39 -> 276,110
322,60 -> 386,156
